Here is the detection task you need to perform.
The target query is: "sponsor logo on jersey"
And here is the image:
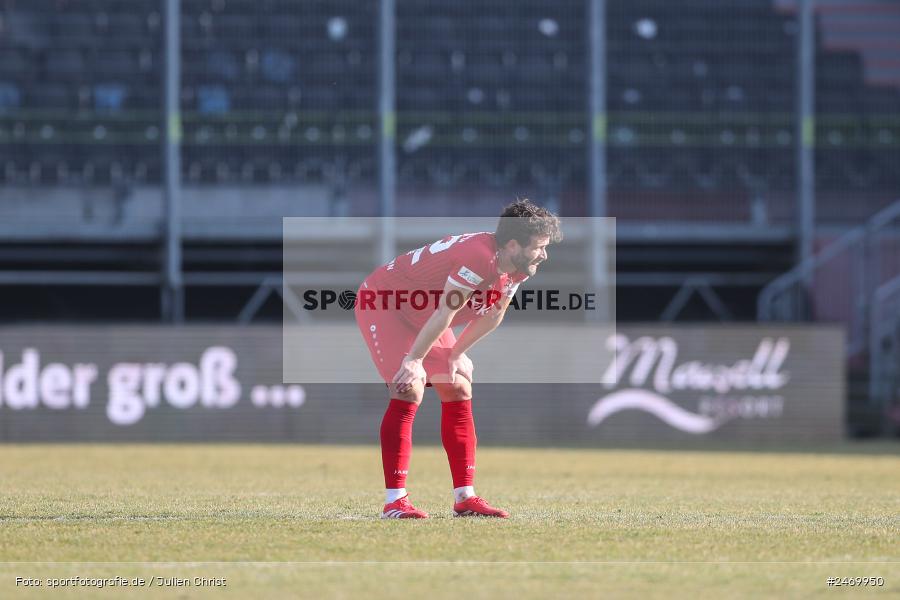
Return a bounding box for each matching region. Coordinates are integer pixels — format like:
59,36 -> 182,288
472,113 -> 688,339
456,266 -> 484,287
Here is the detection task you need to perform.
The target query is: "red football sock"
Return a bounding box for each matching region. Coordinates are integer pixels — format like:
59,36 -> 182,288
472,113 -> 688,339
380,399 -> 419,489
441,400 -> 477,488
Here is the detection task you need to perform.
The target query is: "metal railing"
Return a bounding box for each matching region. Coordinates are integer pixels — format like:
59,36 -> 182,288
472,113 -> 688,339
758,198 -> 900,358
870,273 -> 900,432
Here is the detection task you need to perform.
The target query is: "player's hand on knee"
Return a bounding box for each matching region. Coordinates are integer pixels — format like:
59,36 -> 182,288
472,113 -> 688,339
393,356 -> 426,394
449,352 -> 473,384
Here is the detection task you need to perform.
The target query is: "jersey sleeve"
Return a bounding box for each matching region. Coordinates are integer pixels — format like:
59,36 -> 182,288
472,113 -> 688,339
446,242 -> 494,292
502,274 -> 529,297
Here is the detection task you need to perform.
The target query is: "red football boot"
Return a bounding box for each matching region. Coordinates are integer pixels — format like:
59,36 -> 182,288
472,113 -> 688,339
381,495 -> 430,519
453,496 -> 509,518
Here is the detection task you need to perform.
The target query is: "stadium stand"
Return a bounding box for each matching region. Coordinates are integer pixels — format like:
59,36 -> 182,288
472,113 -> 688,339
0,0 -> 897,323
1,0 -> 896,213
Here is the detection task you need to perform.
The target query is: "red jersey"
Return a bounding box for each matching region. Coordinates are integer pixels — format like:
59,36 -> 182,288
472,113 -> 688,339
364,231 -> 529,328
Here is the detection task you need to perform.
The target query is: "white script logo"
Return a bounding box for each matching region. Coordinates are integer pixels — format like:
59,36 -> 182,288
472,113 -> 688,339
587,335 -> 790,434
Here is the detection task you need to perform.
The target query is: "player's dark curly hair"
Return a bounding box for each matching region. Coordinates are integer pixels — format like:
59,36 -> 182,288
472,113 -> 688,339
495,199 -> 563,247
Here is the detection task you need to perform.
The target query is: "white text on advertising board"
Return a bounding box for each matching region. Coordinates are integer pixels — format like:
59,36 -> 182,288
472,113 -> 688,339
588,335 -> 789,434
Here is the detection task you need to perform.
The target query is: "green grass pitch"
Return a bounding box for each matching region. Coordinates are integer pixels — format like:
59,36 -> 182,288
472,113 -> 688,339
0,444 -> 897,598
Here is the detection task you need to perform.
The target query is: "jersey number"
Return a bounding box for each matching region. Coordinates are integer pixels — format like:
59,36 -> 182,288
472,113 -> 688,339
409,235 -> 462,265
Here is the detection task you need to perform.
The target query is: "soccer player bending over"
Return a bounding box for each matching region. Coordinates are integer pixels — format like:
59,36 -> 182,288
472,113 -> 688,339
354,200 -> 562,518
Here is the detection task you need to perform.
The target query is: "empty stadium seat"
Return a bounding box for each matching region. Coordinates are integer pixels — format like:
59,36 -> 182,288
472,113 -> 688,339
0,82 -> 21,111
93,83 -> 127,112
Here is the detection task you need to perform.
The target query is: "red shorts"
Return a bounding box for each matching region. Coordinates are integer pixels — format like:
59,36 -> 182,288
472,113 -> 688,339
354,278 -> 457,386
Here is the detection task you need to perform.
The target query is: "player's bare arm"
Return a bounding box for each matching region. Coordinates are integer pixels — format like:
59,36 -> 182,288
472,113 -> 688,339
392,278 -> 474,393
446,297 -> 511,383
